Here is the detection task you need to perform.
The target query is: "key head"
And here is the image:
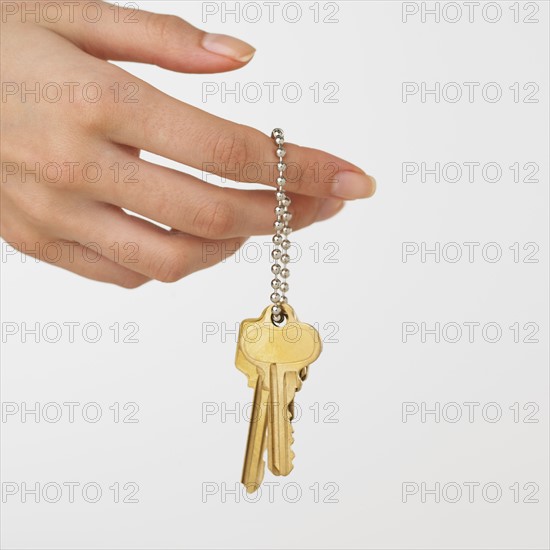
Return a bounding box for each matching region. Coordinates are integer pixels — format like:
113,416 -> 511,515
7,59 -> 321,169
238,304 -> 322,371
235,346 -> 259,389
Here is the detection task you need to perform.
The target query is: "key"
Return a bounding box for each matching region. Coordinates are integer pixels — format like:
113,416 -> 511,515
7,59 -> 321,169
235,342 -> 269,493
239,304 -> 322,478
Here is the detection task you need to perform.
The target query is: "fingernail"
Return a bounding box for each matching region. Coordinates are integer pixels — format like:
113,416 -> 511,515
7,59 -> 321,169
331,171 -> 376,200
201,33 -> 256,62
316,199 -> 345,221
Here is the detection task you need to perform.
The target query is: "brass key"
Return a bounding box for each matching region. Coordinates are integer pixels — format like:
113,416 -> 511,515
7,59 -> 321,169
238,304 -> 322,483
235,337 -> 269,493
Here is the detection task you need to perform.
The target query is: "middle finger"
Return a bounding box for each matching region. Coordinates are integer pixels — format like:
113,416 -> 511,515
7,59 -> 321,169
91,155 -> 345,240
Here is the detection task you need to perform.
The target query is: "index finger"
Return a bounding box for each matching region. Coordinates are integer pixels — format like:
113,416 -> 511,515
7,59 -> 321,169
106,78 -> 376,200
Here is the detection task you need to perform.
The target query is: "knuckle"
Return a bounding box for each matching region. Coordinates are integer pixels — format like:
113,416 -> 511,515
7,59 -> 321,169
38,158 -> 77,190
20,193 -> 60,230
211,132 -> 250,172
12,140 -> 78,192
66,83 -> 109,131
192,200 -> 235,239
35,143 -> 112,191
21,201 -> 45,228
145,13 -> 183,43
150,248 -> 190,283
66,65 -> 124,131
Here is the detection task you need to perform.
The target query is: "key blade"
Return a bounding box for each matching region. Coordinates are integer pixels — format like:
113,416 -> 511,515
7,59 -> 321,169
268,366 -> 299,477
241,374 -> 268,493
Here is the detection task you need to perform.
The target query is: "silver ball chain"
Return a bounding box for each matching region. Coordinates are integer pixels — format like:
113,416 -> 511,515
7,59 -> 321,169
269,128 -> 292,323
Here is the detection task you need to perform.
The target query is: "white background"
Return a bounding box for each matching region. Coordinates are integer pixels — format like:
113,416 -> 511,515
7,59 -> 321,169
1,1 -> 549,548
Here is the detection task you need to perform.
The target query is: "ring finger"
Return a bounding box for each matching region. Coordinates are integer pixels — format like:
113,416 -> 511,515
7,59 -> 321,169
88,154 -> 345,240
55,201 -> 248,282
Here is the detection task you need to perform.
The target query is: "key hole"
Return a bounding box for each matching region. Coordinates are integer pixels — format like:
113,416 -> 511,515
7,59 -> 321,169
271,313 -> 288,327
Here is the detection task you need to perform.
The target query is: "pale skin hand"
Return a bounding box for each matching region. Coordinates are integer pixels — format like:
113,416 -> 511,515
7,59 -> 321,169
0,2 -> 376,288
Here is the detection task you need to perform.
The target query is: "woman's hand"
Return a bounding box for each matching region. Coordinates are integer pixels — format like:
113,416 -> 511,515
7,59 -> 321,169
1,1 -> 375,288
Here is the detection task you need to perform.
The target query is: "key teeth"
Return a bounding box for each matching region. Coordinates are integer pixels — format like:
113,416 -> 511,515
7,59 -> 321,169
288,426 -> 295,472
288,451 -> 295,474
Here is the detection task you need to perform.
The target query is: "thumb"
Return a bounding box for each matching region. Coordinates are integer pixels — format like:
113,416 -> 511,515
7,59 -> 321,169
38,2 -> 256,73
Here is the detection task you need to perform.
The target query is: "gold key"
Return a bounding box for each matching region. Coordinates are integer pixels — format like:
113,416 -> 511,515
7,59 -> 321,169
237,304 -> 322,486
235,343 -> 269,493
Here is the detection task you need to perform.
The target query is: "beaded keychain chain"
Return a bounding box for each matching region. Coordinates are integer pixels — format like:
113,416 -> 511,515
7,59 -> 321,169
233,129 -> 322,493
